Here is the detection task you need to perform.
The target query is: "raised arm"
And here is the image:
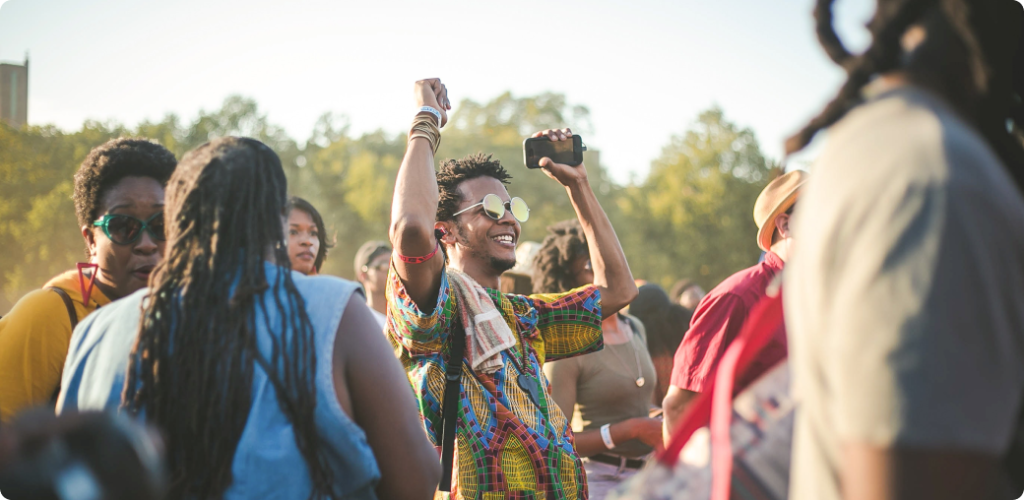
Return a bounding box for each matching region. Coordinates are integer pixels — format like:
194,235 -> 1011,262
389,79 -> 451,309
533,128 -> 638,318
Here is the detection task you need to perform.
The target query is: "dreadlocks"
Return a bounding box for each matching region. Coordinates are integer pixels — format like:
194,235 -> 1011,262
122,137 -> 337,499
531,219 -> 589,294
788,0 -> 1024,192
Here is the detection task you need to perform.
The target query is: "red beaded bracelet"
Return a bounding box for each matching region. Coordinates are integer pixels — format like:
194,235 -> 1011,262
396,241 -> 440,264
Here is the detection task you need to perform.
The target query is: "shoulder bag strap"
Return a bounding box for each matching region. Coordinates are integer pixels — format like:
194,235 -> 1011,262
47,286 -> 79,405
48,286 -> 79,329
438,311 -> 466,492
658,291 -> 785,468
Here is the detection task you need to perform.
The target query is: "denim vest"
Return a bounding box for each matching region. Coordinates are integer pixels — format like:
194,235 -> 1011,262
59,262 -> 380,499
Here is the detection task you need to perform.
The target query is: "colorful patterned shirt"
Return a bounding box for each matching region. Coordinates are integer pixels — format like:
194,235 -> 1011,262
386,264 -> 603,500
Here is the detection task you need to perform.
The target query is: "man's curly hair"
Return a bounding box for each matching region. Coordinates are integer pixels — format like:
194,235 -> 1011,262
436,153 -> 512,223
531,219 -> 589,294
73,137 -> 178,228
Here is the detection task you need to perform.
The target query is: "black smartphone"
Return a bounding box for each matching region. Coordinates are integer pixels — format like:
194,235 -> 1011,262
523,135 -> 585,169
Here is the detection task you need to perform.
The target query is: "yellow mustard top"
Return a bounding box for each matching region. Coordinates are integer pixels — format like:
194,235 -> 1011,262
0,269 -> 111,422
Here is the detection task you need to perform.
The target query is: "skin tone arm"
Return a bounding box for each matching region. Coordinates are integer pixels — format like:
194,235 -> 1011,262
661,385 -> 699,445
333,296 -> 441,500
389,78 -> 451,310
543,360 -> 662,457
532,129 -> 638,318
843,444 -> 1005,500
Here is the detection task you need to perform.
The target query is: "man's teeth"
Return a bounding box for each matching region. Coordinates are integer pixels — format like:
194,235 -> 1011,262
494,235 -> 514,244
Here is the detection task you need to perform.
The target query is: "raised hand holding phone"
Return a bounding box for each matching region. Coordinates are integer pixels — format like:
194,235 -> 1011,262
528,128 -> 589,187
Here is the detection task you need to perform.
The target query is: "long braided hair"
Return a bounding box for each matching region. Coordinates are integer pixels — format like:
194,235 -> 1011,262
788,0 -> 1024,192
122,137 -> 337,499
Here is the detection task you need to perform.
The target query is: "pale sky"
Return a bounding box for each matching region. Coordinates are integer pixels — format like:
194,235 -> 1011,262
0,0 -> 875,182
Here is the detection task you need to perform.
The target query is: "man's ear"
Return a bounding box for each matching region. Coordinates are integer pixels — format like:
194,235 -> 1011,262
81,225 -> 97,258
774,213 -> 791,239
435,222 -> 456,245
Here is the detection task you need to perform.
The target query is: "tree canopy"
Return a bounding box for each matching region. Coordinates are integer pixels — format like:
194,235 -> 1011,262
0,95 -> 776,313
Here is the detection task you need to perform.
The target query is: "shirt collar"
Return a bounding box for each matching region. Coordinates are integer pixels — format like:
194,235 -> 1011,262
764,251 -> 785,272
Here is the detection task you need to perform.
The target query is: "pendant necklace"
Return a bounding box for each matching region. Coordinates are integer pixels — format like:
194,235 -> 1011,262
608,316 -> 646,387
508,331 -> 544,408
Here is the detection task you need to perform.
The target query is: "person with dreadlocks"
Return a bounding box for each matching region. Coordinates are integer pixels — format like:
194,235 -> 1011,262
56,137 -> 440,499
785,1 -> 1024,499
387,78 -> 637,498
533,219 -> 660,499
0,138 -> 175,423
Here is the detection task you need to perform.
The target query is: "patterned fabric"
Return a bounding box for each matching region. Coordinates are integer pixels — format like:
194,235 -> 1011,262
386,263 -> 603,499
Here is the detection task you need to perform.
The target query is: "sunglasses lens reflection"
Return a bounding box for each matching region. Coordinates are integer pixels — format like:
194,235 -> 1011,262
107,216 -> 142,244
482,194 -> 505,220
150,214 -> 167,241
511,197 -> 530,223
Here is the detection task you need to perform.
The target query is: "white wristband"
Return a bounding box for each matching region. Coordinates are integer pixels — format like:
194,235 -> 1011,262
600,423 -> 616,450
418,106 -> 442,127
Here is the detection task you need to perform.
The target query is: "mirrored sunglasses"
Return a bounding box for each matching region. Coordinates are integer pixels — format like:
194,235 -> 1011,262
453,193 -> 530,223
92,212 -> 166,245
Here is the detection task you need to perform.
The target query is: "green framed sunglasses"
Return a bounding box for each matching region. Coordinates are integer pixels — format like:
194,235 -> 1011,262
92,212 -> 166,245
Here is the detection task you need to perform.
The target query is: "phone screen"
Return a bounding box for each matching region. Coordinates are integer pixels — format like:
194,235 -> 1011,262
524,137 -> 579,168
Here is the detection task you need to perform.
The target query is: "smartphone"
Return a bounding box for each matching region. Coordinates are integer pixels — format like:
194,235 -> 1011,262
523,135 -> 586,169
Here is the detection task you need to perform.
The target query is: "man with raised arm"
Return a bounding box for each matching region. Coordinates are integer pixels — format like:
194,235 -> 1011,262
386,78 -> 638,499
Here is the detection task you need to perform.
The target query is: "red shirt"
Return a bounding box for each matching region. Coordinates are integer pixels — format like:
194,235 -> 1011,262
670,251 -> 788,392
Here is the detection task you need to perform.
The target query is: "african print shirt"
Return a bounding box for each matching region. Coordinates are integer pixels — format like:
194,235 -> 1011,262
386,264 -> 603,500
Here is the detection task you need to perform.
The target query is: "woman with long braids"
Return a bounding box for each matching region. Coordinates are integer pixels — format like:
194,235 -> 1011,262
57,137 -> 440,499
785,1 -> 1024,499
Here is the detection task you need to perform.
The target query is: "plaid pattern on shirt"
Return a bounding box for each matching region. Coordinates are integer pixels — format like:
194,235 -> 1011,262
386,264 -> 603,499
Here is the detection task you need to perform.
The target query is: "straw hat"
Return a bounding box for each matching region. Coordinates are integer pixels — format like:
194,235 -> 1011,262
754,170 -> 808,252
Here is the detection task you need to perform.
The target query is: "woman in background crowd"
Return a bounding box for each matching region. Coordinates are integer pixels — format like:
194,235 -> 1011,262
284,196 -> 332,276
57,137 -> 439,500
534,220 -> 661,499
0,138 -> 176,423
353,240 -> 391,327
628,283 -> 690,406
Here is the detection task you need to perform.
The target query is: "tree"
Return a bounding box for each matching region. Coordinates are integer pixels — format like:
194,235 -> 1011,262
0,96 -> 776,314
619,107 -> 777,291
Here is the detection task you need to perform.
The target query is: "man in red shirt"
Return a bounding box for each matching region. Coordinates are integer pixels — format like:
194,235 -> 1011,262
661,170 -> 807,443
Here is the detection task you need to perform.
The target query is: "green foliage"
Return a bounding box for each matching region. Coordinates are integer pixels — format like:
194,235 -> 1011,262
618,107 -> 777,291
0,94 -> 773,314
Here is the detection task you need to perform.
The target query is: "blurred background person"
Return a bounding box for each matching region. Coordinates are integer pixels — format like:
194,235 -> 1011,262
284,196 -> 332,276
353,240 -> 391,328
669,279 -> 705,313
535,220 -> 661,499
628,283 -> 690,407
0,410 -> 166,500
0,138 -> 176,423
57,137 -> 439,500
785,1 -> 1024,499
661,170 -> 805,443
499,240 -> 540,295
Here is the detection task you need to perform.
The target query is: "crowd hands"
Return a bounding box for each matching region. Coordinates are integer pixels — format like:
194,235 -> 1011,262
4,2 -> 1024,498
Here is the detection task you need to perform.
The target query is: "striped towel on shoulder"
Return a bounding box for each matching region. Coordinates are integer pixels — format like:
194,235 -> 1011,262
447,270 -> 517,374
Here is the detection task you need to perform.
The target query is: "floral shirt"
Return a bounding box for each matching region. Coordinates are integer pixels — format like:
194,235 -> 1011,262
386,264 -> 603,500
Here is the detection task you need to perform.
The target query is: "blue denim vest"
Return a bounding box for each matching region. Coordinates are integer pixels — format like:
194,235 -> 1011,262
59,262 -> 380,499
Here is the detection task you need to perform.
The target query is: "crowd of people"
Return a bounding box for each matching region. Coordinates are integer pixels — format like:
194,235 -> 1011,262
2,0 -> 1024,499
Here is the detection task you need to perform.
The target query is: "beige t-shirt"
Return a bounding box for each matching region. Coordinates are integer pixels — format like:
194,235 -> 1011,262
786,86 -> 1024,500
543,314 -> 657,457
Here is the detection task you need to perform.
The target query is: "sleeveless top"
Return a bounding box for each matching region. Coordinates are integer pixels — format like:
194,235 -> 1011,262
58,262 -> 381,499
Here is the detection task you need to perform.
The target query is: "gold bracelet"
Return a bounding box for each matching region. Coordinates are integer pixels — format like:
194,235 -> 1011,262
409,116 -> 441,154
